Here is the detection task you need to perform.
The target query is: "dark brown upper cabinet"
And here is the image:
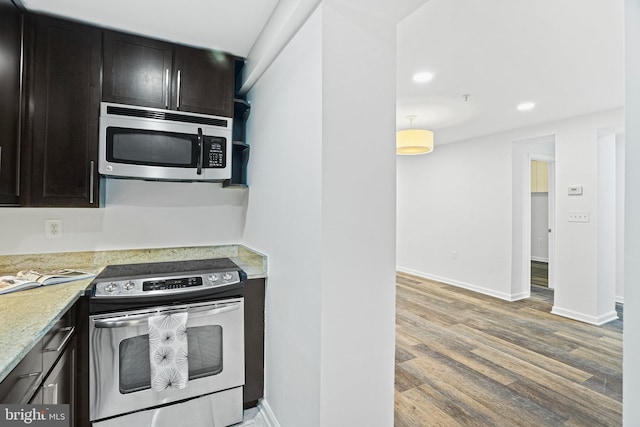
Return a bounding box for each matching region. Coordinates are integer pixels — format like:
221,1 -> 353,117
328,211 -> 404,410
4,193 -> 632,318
102,32 -> 173,110
0,0 -> 23,205
103,31 -> 234,118
22,15 -> 101,207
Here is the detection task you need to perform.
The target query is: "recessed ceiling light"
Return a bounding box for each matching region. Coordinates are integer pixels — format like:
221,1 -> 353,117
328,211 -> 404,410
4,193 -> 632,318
517,102 -> 535,111
413,72 -> 434,83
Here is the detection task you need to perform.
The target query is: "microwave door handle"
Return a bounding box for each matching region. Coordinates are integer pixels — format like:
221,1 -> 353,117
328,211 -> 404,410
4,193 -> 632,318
197,128 -> 204,175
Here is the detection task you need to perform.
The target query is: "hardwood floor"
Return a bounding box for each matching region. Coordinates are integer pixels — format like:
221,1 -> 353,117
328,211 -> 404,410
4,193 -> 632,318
531,261 -> 548,287
395,273 -> 622,427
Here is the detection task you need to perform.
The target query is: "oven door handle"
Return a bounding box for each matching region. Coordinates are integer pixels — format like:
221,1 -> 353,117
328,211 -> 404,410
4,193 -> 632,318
92,302 -> 241,329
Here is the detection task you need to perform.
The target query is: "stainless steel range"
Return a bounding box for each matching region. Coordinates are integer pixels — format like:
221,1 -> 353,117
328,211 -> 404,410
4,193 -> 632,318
88,258 -> 245,427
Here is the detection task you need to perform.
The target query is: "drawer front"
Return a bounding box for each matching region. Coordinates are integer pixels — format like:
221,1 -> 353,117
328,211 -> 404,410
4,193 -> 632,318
32,338 -> 75,407
43,306 -> 76,376
0,341 -> 43,403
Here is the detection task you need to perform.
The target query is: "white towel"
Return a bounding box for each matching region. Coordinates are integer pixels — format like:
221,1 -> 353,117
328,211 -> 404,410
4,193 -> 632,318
149,312 -> 189,391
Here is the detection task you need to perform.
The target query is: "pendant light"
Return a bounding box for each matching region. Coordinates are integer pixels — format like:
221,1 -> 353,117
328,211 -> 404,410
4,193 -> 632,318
396,115 -> 434,155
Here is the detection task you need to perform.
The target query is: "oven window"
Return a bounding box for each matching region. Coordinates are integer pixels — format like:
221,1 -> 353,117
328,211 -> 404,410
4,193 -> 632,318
119,325 -> 223,394
107,127 -> 197,167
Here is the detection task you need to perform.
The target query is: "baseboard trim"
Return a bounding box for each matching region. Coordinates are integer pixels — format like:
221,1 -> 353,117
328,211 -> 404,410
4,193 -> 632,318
616,295 -> 624,304
531,256 -> 549,263
397,267 -> 527,302
551,306 -> 619,325
258,399 -> 281,427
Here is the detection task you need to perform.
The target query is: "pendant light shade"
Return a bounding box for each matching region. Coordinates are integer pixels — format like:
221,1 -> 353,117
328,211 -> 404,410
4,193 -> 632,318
396,129 -> 434,155
397,115 -> 434,155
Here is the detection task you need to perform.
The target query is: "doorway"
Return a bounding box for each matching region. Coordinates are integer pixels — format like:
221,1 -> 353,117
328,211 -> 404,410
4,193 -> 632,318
510,135 -> 555,300
530,158 -> 555,290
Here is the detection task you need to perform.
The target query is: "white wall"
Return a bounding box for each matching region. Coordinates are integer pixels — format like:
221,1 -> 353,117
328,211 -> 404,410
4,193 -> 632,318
0,179 -> 246,255
397,134 -> 514,299
243,2 -> 397,426
319,2 -> 396,425
551,117 -> 618,324
397,109 -> 623,315
531,192 -> 549,262
624,0 -> 640,422
596,134 -> 617,319
616,134 -> 625,303
243,9 -> 323,425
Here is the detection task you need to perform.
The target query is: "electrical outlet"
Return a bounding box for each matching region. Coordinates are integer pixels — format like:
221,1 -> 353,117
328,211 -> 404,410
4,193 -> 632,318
45,220 -> 62,238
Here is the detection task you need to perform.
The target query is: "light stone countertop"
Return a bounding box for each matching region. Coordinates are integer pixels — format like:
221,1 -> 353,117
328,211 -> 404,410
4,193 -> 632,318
0,244 -> 267,383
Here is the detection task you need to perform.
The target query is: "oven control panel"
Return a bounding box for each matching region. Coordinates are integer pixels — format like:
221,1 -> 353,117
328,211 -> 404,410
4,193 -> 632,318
93,270 -> 241,297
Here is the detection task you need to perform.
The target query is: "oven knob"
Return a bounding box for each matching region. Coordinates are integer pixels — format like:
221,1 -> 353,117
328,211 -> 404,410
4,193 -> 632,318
105,283 -> 118,293
208,274 -> 219,282
222,272 -> 233,281
124,281 -> 135,291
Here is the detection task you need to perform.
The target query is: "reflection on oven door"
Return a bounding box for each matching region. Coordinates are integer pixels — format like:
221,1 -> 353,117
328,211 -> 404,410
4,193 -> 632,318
89,299 -> 244,422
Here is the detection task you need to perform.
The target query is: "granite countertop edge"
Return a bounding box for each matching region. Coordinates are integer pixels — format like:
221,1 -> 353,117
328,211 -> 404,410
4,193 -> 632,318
0,244 -> 267,383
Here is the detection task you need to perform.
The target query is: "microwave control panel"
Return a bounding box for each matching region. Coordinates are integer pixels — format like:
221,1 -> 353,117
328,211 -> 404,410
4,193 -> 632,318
204,138 -> 226,168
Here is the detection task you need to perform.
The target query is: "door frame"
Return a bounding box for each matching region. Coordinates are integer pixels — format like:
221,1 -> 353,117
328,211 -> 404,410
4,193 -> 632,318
530,155 -> 556,290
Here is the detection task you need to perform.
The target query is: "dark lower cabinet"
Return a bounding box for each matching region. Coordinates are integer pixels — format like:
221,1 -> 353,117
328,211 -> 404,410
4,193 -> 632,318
0,0 -> 23,205
22,15 -> 101,207
244,278 -> 266,408
30,337 -> 76,427
0,303 -> 76,421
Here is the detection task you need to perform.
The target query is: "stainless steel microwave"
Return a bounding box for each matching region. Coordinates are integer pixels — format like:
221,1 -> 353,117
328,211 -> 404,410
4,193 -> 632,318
98,102 -> 233,181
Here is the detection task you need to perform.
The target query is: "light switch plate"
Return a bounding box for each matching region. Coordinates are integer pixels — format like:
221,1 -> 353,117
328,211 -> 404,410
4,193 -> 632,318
567,211 -> 590,222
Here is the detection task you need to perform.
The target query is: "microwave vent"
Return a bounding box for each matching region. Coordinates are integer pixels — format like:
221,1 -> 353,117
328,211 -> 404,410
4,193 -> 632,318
107,105 -> 228,128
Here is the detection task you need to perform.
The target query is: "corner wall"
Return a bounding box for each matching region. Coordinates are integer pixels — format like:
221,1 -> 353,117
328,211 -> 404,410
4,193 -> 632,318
624,0 -> 640,422
243,9 -> 323,425
243,3 -> 398,426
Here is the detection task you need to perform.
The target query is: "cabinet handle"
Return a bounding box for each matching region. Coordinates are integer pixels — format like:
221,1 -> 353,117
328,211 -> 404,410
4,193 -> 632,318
176,69 -> 182,110
43,382 -> 58,404
44,326 -> 75,353
165,68 -> 170,109
89,161 -> 95,204
17,372 -> 43,404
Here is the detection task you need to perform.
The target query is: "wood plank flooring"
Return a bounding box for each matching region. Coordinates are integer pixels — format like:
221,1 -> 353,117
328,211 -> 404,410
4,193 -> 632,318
395,273 -> 622,427
531,261 -> 548,287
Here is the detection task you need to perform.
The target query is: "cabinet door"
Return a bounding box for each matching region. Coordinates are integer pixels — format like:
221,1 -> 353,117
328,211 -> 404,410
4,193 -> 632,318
0,341 -> 42,404
536,161 -> 549,192
530,160 -> 538,192
243,278 -> 265,407
173,46 -> 234,117
0,0 -> 23,205
103,31 -> 173,109
31,338 -> 76,427
28,16 -> 101,207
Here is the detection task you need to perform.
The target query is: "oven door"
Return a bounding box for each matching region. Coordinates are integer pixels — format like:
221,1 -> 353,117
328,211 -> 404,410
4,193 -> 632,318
89,298 -> 244,422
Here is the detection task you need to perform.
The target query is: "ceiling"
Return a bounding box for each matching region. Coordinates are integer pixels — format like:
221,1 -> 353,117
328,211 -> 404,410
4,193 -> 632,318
396,0 -> 625,145
19,0 -> 624,146
20,0 -> 280,57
